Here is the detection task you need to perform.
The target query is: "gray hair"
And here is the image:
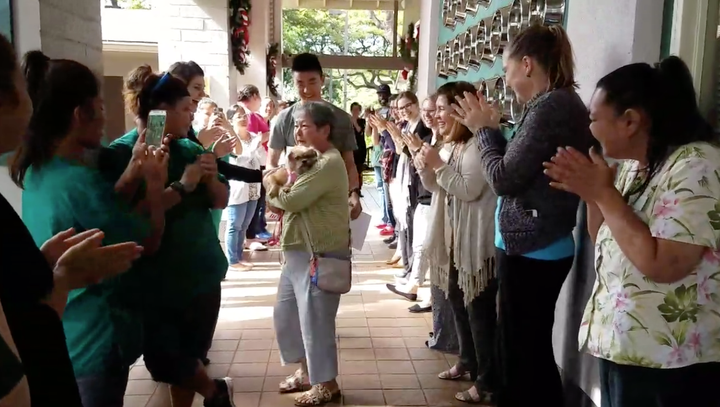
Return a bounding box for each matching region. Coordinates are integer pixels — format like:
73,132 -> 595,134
292,102 -> 334,135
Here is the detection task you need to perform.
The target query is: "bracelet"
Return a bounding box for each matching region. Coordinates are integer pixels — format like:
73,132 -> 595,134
349,187 -> 361,197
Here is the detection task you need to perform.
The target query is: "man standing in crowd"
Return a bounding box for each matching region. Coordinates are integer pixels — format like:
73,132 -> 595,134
267,53 -> 362,219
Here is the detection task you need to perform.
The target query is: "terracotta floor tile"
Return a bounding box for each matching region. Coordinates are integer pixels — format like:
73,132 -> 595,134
339,348 -> 376,361
340,360 -> 379,375
408,348 -> 446,360
229,362 -> 268,377
412,360 -> 453,375
233,392 -> 261,407
213,329 -> 243,340
335,318 -> 368,327
423,388 -> 468,406
342,390 -> 386,406
337,327 -> 371,338
368,327 -> 398,337
380,374 -> 421,389
125,379 -> 157,395
258,391 -> 298,407
206,350 -> 236,363
128,366 -> 152,380
239,339 -> 273,350
234,350 -> 271,363
377,360 -> 415,374
240,329 -> 275,339
341,374 -> 382,390
266,362 -> 298,376
401,327 -> 431,337
261,376 -> 284,392
206,363 -> 231,377
383,389 -> 427,405
416,374 -> 463,390
372,337 -> 406,348
211,339 -> 239,351
404,337 -> 430,348
338,337 -> 373,349
373,348 -> 410,360
123,395 -> 150,407
232,377 -> 265,392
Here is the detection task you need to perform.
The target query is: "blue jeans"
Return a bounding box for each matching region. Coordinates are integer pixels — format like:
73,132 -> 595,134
226,200 -> 258,264
76,347 -> 129,407
373,166 -> 389,224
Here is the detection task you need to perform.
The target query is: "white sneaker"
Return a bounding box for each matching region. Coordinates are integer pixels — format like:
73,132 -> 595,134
248,241 -> 268,251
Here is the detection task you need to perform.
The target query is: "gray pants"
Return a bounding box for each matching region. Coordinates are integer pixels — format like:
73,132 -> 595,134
274,250 -> 341,385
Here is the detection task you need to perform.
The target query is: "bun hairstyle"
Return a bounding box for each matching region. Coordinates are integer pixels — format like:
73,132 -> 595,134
10,51 -> 99,187
123,64 -> 190,122
508,24 -> 577,90
597,56 -> 716,199
0,34 -> 18,105
435,81 -> 477,143
238,84 -> 260,102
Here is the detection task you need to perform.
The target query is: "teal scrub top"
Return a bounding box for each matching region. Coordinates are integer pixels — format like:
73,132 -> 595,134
107,130 -> 229,307
22,155 -> 151,377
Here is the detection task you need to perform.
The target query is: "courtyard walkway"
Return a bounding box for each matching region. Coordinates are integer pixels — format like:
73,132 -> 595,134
123,186 -> 463,407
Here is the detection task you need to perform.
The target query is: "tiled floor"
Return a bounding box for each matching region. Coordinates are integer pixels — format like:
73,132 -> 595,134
124,186 -> 467,407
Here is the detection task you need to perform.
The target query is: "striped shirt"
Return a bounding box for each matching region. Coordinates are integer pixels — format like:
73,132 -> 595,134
268,148 -> 350,253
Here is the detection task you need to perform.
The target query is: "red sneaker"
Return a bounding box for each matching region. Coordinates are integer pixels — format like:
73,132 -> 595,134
375,223 -> 387,229
379,226 -> 395,236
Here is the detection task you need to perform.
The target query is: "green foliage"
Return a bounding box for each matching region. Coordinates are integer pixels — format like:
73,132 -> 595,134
281,9 -> 401,110
109,0 -> 150,9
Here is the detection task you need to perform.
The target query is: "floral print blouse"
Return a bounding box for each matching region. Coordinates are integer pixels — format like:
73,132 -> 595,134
579,142 -> 720,368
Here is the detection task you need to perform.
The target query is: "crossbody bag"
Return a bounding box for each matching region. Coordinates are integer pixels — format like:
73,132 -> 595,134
298,214 -> 353,294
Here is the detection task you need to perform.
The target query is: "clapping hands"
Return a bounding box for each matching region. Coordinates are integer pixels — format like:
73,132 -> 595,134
450,91 -> 501,133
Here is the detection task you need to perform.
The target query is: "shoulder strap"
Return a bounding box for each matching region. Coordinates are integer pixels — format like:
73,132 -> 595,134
298,213 -> 316,256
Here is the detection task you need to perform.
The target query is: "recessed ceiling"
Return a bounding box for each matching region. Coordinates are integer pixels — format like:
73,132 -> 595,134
282,0 -> 406,10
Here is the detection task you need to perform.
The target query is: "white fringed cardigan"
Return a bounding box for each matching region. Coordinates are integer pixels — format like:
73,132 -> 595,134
418,137 -> 497,305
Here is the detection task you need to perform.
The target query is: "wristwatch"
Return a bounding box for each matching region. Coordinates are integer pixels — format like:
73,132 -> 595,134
170,181 -> 189,197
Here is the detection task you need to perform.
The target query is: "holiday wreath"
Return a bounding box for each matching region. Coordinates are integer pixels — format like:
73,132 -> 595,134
266,42 -> 280,98
230,0 -> 251,74
399,22 -> 419,92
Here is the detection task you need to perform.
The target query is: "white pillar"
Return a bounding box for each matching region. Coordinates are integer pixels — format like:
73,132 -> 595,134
416,0 -> 441,101
238,0 -> 270,97
566,0 -> 664,103
154,0 -> 237,108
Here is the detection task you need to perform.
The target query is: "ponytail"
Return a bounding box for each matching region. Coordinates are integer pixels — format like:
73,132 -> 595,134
508,24 -> 577,90
124,65 -> 190,122
596,56 -> 717,200
10,51 -> 99,188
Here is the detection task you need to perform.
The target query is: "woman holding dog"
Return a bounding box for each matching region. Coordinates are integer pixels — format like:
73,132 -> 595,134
265,101 -> 350,406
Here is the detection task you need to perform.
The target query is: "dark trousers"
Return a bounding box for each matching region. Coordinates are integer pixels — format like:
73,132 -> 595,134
246,166 -> 267,238
383,180 -> 396,228
495,249 -> 574,407
447,265 -> 499,392
399,206 -> 414,275
599,359 -> 720,407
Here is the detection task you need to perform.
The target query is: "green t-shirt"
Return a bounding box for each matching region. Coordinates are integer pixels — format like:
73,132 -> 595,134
108,130 -> 229,307
22,155 -> 151,377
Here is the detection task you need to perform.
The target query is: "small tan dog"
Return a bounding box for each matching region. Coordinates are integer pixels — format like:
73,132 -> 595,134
265,145 -> 320,198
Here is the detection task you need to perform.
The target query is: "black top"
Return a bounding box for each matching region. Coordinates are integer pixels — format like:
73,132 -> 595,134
406,121 -> 434,207
187,130 -> 263,183
0,194 -> 83,406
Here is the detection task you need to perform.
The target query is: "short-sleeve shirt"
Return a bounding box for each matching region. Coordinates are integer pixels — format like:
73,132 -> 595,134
22,155 -> 152,377
579,142 -> 720,368
268,101 -> 357,154
107,130 -> 229,307
247,112 -> 270,134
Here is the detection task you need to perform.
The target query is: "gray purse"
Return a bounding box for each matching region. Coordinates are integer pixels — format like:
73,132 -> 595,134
298,214 -> 352,294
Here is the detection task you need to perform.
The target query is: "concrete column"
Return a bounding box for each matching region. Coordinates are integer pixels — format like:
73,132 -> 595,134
239,0 -> 269,97
566,0 -> 664,103
416,0 -> 441,101
38,0 -> 104,73
154,0 -> 237,108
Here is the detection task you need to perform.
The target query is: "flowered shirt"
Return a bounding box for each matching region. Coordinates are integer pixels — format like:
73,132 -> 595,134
579,142 -> 720,369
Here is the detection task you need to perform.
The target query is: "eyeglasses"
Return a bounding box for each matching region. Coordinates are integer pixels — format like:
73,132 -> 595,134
397,102 -> 416,112
421,109 -> 436,114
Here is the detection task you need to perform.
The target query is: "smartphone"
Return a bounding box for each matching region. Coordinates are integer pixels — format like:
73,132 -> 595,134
146,110 -> 167,147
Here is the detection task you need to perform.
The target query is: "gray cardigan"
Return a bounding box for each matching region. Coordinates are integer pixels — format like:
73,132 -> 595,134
477,88 -> 595,256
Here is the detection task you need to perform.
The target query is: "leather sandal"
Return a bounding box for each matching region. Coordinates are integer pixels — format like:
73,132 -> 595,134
454,386 -> 494,405
438,364 -> 470,380
294,384 -> 341,406
278,369 -> 310,394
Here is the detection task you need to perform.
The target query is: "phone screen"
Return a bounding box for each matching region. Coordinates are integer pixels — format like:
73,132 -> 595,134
146,110 -> 167,147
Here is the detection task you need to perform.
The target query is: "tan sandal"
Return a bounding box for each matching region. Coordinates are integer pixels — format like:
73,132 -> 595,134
294,384 -> 341,406
279,369 -> 310,394
438,364 -> 470,380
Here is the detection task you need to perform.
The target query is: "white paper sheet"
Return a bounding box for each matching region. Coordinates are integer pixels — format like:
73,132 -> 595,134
350,211 -> 372,251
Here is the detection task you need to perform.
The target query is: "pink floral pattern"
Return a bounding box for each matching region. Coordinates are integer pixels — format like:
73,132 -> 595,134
579,143 -> 720,369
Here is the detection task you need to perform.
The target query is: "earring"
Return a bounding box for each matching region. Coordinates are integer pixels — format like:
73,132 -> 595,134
526,73 -> 531,78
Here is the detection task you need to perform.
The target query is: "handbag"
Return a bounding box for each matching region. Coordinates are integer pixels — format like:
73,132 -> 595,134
298,214 -> 352,294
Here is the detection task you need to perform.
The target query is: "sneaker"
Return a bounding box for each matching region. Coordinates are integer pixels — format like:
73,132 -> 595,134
379,226 -> 395,236
388,241 -> 397,250
256,231 -> 273,240
248,241 -> 268,252
204,377 -> 236,407
375,223 -> 387,229
383,236 -> 396,245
